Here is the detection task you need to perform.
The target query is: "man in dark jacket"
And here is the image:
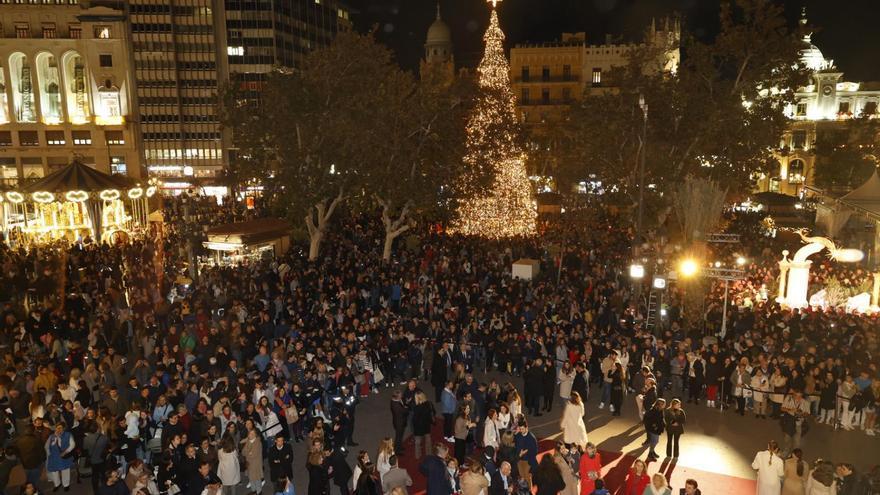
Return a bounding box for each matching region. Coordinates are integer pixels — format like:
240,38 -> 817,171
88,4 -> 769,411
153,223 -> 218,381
327,445 -> 353,495
523,359 -> 545,417
643,398 -> 666,460
390,391 -> 409,453
13,426 -> 45,487
98,469 -> 131,495
419,444 -> 452,495
186,461 -> 220,495
572,362 -> 589,404
836,463 -> 869,495
431,347 -> 450,402
267,435 -> 294,482
490,461 -> 514,495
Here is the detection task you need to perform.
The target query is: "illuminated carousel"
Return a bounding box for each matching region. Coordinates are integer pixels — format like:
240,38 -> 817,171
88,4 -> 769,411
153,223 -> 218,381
1,160 -> 159,245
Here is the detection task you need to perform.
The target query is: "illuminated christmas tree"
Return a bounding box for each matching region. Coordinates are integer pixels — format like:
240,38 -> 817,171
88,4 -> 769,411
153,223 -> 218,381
451,0 -> 536,238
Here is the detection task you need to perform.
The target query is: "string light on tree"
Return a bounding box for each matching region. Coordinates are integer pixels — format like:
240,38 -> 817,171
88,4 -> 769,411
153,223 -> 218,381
451,0 -> 536,238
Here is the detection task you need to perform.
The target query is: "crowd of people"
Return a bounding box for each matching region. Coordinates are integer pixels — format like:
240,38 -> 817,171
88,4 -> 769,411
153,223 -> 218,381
0,199 -> 876,495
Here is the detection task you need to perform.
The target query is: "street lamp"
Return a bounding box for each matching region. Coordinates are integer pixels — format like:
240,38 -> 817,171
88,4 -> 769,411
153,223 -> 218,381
679,258 -> 699,278
736,256 -> 747,266
630,263 -> 645,279
652,276 -> 666,289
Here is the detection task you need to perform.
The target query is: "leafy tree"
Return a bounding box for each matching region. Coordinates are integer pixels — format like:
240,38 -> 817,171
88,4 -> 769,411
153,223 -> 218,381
222,31 -> 473,261
556,0 -> 807,224
813,117 -> 879,190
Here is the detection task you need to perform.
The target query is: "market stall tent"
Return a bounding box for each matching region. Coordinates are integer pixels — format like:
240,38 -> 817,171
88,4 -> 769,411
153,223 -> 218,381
203,218 -> 291,265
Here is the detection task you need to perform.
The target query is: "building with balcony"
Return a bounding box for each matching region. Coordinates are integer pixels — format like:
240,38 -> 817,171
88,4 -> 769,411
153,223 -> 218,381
510,18 -> 680,126
757,26 -> 880,196
0,0 -> 142,184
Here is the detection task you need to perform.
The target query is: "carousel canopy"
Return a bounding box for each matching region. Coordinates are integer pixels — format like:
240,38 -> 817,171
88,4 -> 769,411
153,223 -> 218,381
20,161 -> 133,194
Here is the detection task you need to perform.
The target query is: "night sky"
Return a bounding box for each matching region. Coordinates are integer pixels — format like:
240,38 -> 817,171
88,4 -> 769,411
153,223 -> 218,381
346,0 -> 880,81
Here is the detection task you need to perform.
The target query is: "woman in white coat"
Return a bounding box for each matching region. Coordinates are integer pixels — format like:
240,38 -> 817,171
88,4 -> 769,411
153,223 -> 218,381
558,362 -> 575,401
483,409 -> 501,449
559,392 -> 588,449
752,440 -> 784,495
217,437 -> 241,494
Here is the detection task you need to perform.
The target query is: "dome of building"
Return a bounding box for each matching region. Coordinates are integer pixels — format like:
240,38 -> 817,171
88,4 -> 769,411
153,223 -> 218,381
426,4 -> 451,45
427,19 -> 451,44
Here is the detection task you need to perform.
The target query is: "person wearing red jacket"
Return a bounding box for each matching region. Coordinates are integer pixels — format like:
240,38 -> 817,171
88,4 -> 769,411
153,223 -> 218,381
623,459 -> 650,495
578,442 -> 602,495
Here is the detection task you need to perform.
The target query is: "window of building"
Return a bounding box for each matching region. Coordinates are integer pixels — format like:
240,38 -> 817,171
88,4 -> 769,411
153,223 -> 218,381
791,131 -> 807,150
105,130 -> 124,145
99,54 -> 112,67
768,177 -> 780,193
15,23 -> 29,38
46,130 -> 65,145
94,26 -> 111,39
541,88 -> 550,105
0,132 -> 11,146
69,25 -> 81,38
863,101 -> 877,116
796,103 -> 807,116
42,23 -> 56,38
521,66 -> 529,82
72,130 -> 91,145
563,65 -> 571,81
22,158 -> 44,179
792,130 -> 807,150
521,88 -> 530,105
110,156 -> 126,175
838,101 -> 850,115
0,158 -> 17,181
19,131 -> 39,146
592,68 -> 602,86
788,159 -> 805,183
541,66 -> 550,82
562,87 -> 572,102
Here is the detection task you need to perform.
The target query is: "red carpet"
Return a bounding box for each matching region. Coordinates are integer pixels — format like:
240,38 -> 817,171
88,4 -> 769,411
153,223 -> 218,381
397,423 -> 756,494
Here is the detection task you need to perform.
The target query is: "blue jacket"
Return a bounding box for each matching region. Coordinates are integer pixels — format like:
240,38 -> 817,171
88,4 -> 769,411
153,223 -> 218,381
440,389 -> 457,415
419,455 -> 452,495
514,431 -> 538,469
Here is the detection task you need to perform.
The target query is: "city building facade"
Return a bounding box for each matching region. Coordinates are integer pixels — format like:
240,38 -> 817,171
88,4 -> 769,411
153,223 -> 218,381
509,18 -> 680,126
0,0 -> 142,184
125,0 -> 228,191
757,31 -> 880,197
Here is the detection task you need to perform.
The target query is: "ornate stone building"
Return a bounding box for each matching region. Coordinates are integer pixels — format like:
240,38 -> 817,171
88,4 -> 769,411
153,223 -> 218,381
757,18 -> 880,196
0,0 -> 142,182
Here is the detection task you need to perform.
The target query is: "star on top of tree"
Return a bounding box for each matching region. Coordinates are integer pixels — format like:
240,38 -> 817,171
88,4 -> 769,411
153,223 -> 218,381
487,0 -> 501,9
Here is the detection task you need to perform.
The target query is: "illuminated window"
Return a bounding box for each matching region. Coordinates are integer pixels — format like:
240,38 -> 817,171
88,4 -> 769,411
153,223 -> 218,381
789,159 -> 805,184
15,23 -> 29,38
46,130 -> 65,145
110,156 -> 126,175
592,68 -> 602,86
105,130 -> 124,145
227,46 -> 244,56
796,103 -> 806,116
42,24 -> 56,38
95,26 -> 111,39
72,130 -> 91,145
19,131 -> 38,146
